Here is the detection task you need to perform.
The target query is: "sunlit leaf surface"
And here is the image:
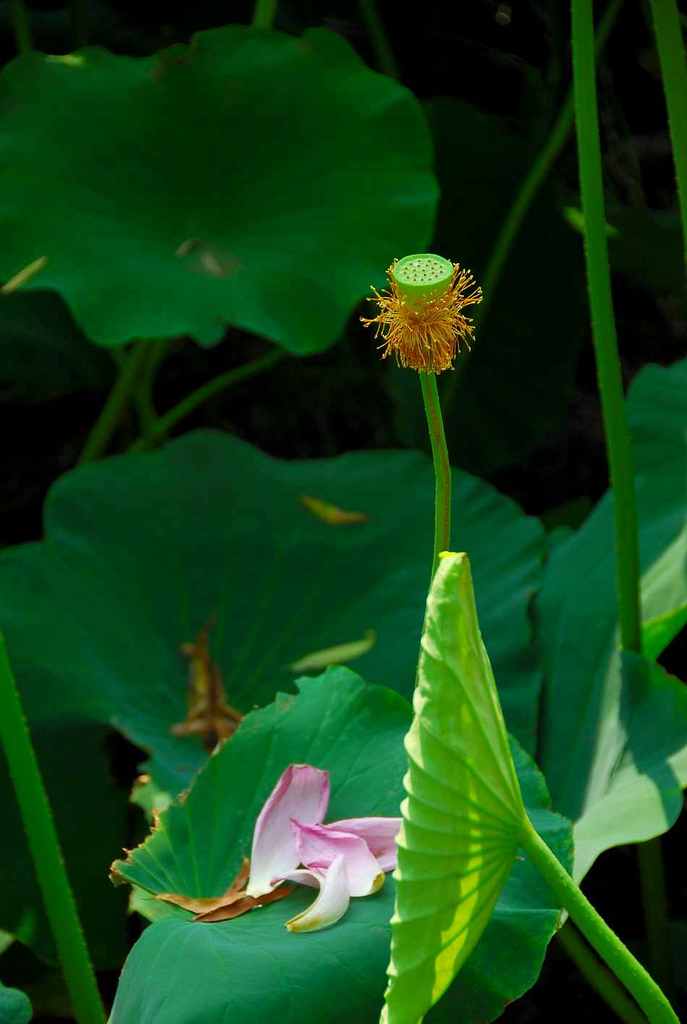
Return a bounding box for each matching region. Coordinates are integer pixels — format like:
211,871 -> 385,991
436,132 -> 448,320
385,554 -> 528,1023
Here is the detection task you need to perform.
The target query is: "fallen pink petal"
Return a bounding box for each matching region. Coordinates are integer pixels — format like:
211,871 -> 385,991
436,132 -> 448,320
246,763 -> 401,932
246,763 -> 329,897
291,821 -> 384,897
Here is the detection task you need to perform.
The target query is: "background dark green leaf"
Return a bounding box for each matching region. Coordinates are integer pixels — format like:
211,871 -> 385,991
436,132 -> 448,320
0,431 -> 543,957
0,292 -> 111,402
0,26 -> 436,350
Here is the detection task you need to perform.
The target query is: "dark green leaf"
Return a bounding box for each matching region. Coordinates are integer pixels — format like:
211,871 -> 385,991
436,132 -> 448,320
0,28 -> 436,351
0,292 -> 112,401
0,431 -> 543,956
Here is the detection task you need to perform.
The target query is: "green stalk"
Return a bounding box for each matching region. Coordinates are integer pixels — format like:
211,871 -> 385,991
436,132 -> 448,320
521,817 -> 678,1024
79,343 -> 151,464
0,636 -> 105,1024
358,0 -> 400,79
649,0 -> 687,267
129,349 -> 285,453
70,0 -> 90,47
133,340 -> 169,445
252,0 -> 277,29
637,838 -> 674,1002
441,0 -> 622,411
419,373 -> 451,578
558,923 -> 647,1024
10,0 -> 32,55
571,0 -> 672,994
571,0 -> 641,653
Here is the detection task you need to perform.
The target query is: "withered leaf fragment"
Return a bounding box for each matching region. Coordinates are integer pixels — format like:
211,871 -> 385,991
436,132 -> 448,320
194,886 -> 294,923
170,616 -> 243,750
300,494 -> 368,525
155,857 -> 293,923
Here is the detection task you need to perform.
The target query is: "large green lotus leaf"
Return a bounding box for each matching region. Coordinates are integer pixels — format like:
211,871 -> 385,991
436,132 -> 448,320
0,432 -> 542,958
110,670 -> 572,1024
537,357 -> 687,877
0,26 -> 436,350
0,981 -> 31,1024
385,554 -> 527,1024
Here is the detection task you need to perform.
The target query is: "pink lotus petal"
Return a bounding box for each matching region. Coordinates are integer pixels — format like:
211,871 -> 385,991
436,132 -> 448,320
291,821 -> 385,897
325,817 -> 402,872
273,869 -> 320,890
247,764 -> 330,897
285,855 -> 350,933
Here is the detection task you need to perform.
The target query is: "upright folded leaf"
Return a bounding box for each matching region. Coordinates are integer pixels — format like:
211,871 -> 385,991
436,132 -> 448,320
385,552 -> 526,1024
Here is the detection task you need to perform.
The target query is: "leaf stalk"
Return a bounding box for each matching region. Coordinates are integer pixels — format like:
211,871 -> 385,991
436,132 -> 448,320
522,817 -> 678,1024
571,0 -> 672,992
419,373 -> 451,578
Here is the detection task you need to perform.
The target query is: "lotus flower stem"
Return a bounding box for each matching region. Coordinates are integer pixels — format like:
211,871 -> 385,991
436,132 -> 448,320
79,342 -> 151,464
0,635 -> 105,1024
571,0 -> 671,993
361,254 -> 481,580
419,374 -> 451,579
521,816 -> 679,1024
649,0 -> 687,268
128,349 -> 285,453
10,0 -> 31,55
252,0 -> 277,29
358,0 -> 400,80
70,0 -> 89,47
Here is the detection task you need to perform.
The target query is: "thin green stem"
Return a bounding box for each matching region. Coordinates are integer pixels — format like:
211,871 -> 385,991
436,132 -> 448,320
419,373 -> 451,578
10,0 -> 32,55
571,0 -> 672,995
70,0 -> 90,47
78,343 -> 151,465
521,817 -> 678,1024
252,0 -> 277,29
649,0 -> 687,267
571,0 -> 641,652
358,0 -> 400,79
637,839 -> 674,998
558,922 -> 647,1024
133,340 -> 169,445
0,636 -> 105,1024
129,349 -> 285,453
441,0 -> 622,411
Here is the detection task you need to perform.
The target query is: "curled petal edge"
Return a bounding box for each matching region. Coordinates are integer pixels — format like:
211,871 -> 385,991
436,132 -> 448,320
284,855 -> 351,933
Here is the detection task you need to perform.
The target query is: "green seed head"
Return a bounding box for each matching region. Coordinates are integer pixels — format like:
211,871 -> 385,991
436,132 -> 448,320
391,253 -> 454,307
